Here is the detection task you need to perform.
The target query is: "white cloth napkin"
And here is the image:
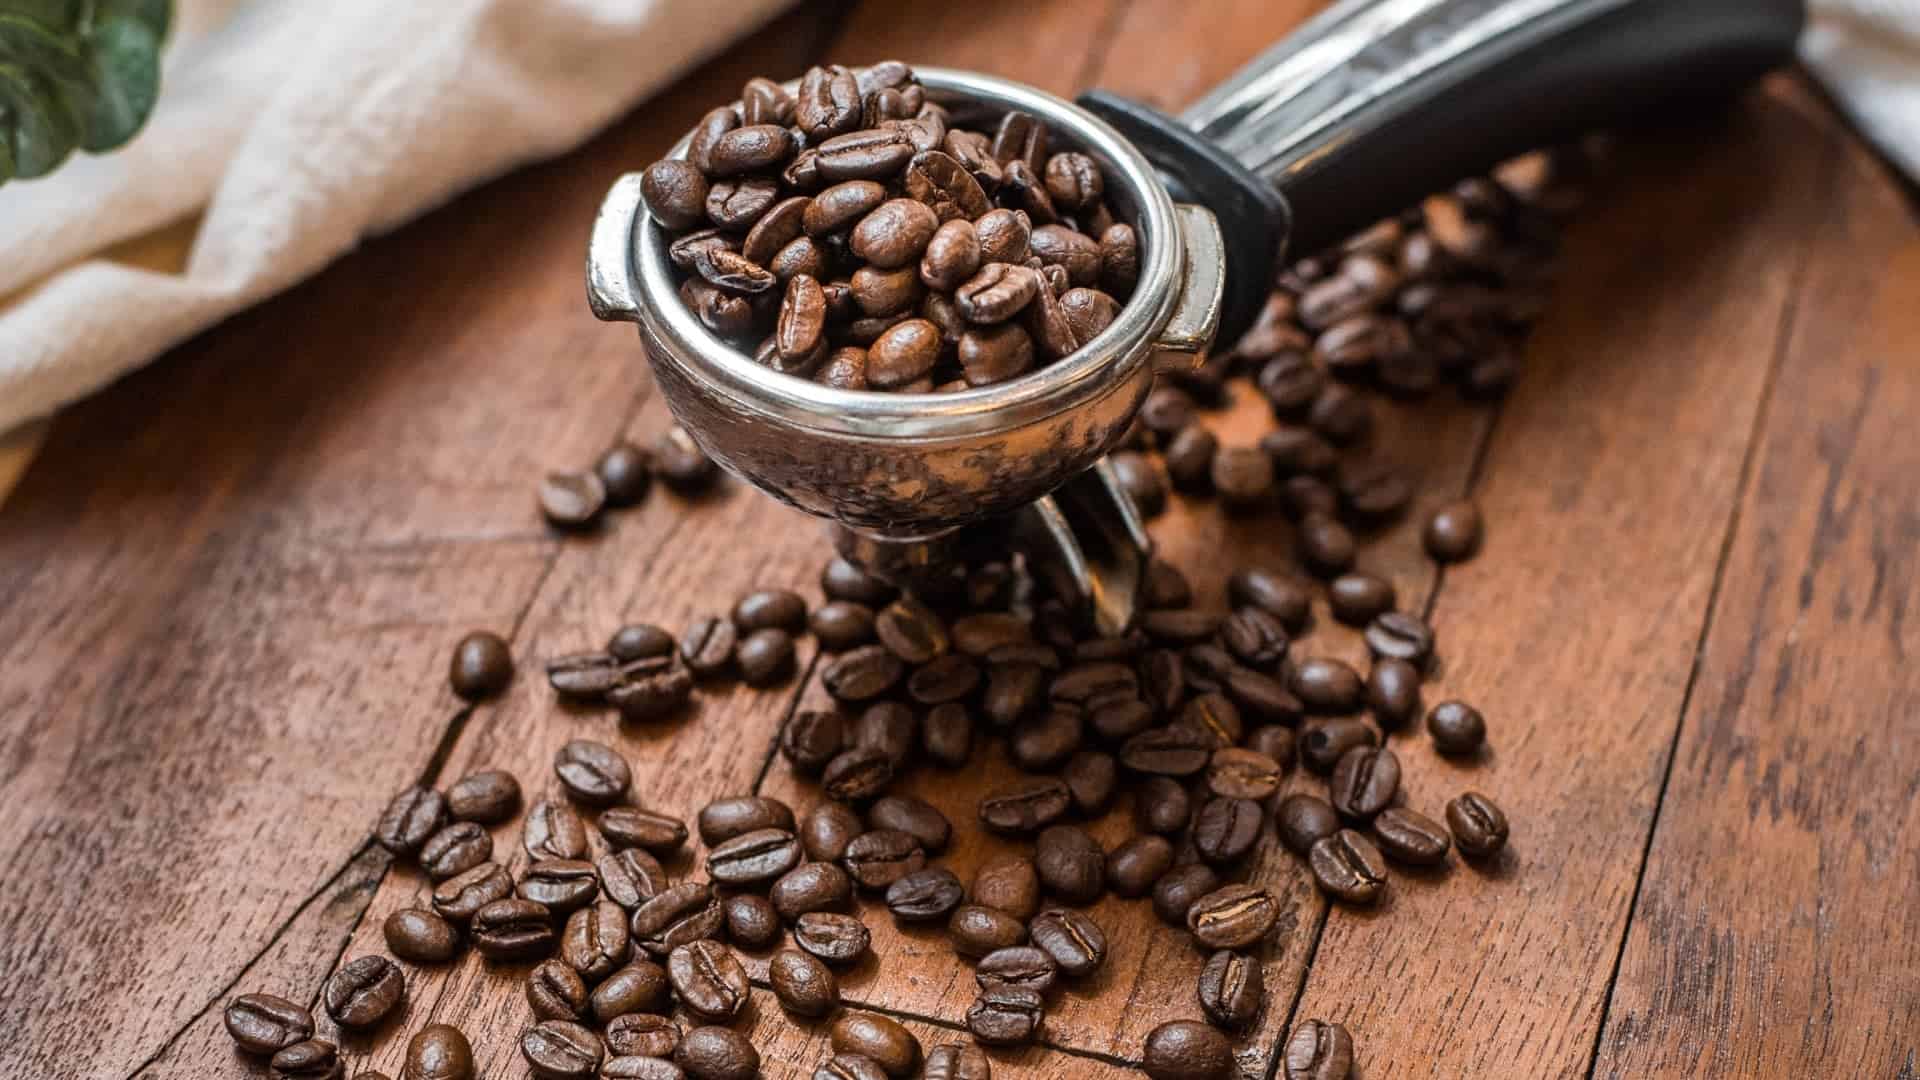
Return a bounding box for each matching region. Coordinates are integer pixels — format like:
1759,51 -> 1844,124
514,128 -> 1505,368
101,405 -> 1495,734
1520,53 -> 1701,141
0,0 -> 792,436
0,0 -> 1914,439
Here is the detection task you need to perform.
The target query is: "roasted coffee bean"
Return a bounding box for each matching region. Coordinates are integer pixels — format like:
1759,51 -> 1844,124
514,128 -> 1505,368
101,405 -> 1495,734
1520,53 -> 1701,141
1257,349 -> 1324,418
1260,423 -> 1338,478
1051,660 -> 1137,704
323,955 -> 404,1028
1310,829 -> 1388,903
375,786 -> 448,857
952,262 -> 1039,326
1120,725 -> 1213,777
539,470 -> 608,530
561,900 -> 632,982
924,1043 -> 992,1080
1228,568 -> 1311,631
794,911 -> 872,966
922,702 -> 974,767
777,710 -> 847,775
471,897 -> 556,960
1161,425 -> 1218,493
607,1013 -> 681,1059
884,866 -> 965,921
811,602 -> 876,653
1246,724 -> 1297,771
631,882 -> 724,956
1225,669 -> 1304,726
970,854 -> 1042,920
816,127 -> 915,183
728,588 -> 805,634
1213,446 -> 1275,507
1029,224 -> 1101,286
1209,747 -> 1284,800
1143,610 -> 1219,649
1221,607 -> 1289,669
1300,717 -> 1377,773
1424,499 -> 1483,561
521,1020 -> 604,1080
1179,692 -> 1245,749
679,616 -> 737,679
873,600 -> 949,668
906,653 -> 980,706
1041,151 -> 1103,210
990,110 -> 1047,170
598,849 -> 668,910
1371,806 -> 1452,866
590,958 -> 672,1024
905,149 -> 991,221
1427,700 -> 1487,755
599,807 -> 688,855
225,993 -> 314,1054
1058,286 -> 1120,344
1284,1019 -> 1355,1080
799,802 -> 865,863
1089,694 -> 1156,743
384,907 -> 458,964
1367,658 -> 1422,726
950,612 -> 1029,656
967,984 -> 1044,1046
867,795 -> 951,852
794,64 -> 861,141
767,861 -> 849,921
518,859 -> 600,914
527,959 -> 590,1022
823,645 -> 905,701
978,778 -> 1071,835
444,769 -> 520,825
842,828 -> 925,890
966,207 -> 1028,264
420,822 -> 492,881
1134,776 -> 1192,836
1109,450 -> 1167,518
609,661 -> 695,721
1187,883 -> 1279,949
642,160 -> 712,231
747,945 -> 837,1023
602,1057 -> 684,1080
1336,459 -> 1413,523
1329,745 -> 1400,819
270,1038 -> 341,1080
1010,705 -> 1082,772
822,747 -> 891,804
738,627 -> 798,687
1446,791 -> 1509,856
1182,643 -> 1238,694
815,1055 -> 887,1080
820,556 -> 897,605
433,857 -> 514,914
1291,657 -> 1364,714
651,426 -> 716,492
1329,574 -> 1396,627
1028,907 -> 1106,976
697,796 -> 795,845
553,739 -> 631,807
1143,1020 -> 1233,1080
983,660 -> 1045,728
849,198 -> 939,270
1034,825 -> 1105,904
1298,514 -> 1357,578
853,701 -> 918,769
830,1012 -> 921,1078
1151,864 -> 1221,927
448,632 -> 513,704
668,940 -> 750,1021
399,1026 -> 465,1080
1198,949 -> 1264,1031
676,1025 -> 759,1080
1193,796 -> 1263,865
1105,834 -> 1173,897
949,903 -> 1028,959
743,193 -> 811,268
974,945 -> 1056,994
1277,793 -> 1342,857
1366,611 -> 1434,666
1059,750 -> 1115,815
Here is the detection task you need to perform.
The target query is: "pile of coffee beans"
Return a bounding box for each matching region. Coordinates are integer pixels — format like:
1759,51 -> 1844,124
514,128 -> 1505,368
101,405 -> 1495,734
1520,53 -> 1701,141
638,62 -> 1138,392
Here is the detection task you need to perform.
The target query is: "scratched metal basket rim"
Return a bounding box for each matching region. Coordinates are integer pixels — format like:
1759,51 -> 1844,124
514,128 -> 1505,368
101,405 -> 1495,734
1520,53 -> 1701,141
623,66 -> 1184,440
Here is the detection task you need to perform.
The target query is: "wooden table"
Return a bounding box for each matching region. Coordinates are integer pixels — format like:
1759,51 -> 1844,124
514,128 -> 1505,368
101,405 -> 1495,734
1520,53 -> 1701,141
4,4 -> 1917,1078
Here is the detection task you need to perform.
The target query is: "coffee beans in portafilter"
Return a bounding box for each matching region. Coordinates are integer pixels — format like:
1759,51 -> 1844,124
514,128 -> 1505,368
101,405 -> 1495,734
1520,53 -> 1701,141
639,63 -> 1137,393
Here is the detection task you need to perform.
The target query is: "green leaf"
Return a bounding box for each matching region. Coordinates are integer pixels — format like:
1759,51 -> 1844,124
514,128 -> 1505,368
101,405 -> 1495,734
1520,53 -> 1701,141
77,12 -> 159,149
0,59 -> 80,178
0,0 -> 169,186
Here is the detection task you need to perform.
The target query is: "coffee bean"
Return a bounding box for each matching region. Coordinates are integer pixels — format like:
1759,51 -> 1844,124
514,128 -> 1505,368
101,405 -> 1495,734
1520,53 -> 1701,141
830,1013 -> 921,1078
518,859 -> 600,914
404,1024 -> 473,1080
978,777 -> 1071,835
1051,660 -> 1136,704
867,794 -> 950,852
1221,607 -> 1289,669
1150,864 -> 1220,928
1209,747 -> 1284,800
1424,500 -> 1482,561
1213,446 -> 1275,507
982,660 -> 1044,728
949,903 -> 1028,959
1335,460 -> 1413,524
420,822 -> 492,881
1259,421 -> 1338,477
1143,609 -> 1220,648
924,1043 -> 992,1080
850,198 -> 939,269
1446,791 -> 1509,856
969,854 -> 1041,920
225,993 -> 313,1054
814,1054 -> 887,1080
1193,795 -> 1263,865
560,900 -> 632,982
1029,907 -> 1106,977
967,984 -> 1044,1046
824,644 -> 905,701
815,127 -> 915,183
1198,949 -> 1264,1031
598,807 -> 687,856
1161,425 -> 1218,492
1361,658 -> 1420,728
1427,700 -> 1486,755
1226,669 -> 1305,727
375,786 -> 447,857
810,602 -> 876,653
607,1013 -> 681,1059
1121,725 -> 1213,777
764,946 -> 839,1018
539,471 -> 607,531
384,907 -> 458,964
697,796 -> 795,845
598,848 -> 668,909
922,702 -> 974,767
820,557 -> 897,606
678,616 -> 737,679
445,769 -> 520,824
521,1019 -> 604,1080
1143,1020 -> 1233,1080
1055,750 -> 1114,815
552,739 -> 631,807
762,863 -> 843,923
676,1025 -> 760,1080
667,939 -> 751,1022
472,897 -> 556,960
1134,776 -> 1192,835
1329,574 -> 1396,626
603,1057 -> 684,1080
1104,834 -> 1173,898
1030,224 -> 1102,286
1034,825 -> 1105,904
974,944 -> 1056,994
270,1038 -> 341,1080
1187,883 -> 1279,949
609,661 -> 695,721
795,911 -> 872,966
705,827 -> 801,888
1369,805 -> 1450,866
527,959 -> 589,1022
873,866 -> 960,923
1247,724 -> 1297,770
1291,657 -> 1364,714
1058,286 -> 1120,343
799,802 -> 865,863
842,828 -> 925,890
590,966 -> 666,1030
852,701 -> 918,769
1329,745 -> 1400,820
1277,794 -> 1342,856
594,442 -> 653,508
631,882 -> 724,956
1010,705 -> 1083,772
1179,692 -> 1245,749
872,599 -> 948,665
1310,828 -> 1388,903
1281,475 -> 1339,521
1284,1019 -> 1355,1080
1299,717 -> 1377,772
1090,694 -> 1156,742
1366,611 -> 1434,666
323,955 -> 404,1028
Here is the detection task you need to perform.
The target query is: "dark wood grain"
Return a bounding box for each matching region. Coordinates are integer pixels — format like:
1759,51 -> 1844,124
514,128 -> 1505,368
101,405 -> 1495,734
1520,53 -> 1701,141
1591,100 -> 1920,1079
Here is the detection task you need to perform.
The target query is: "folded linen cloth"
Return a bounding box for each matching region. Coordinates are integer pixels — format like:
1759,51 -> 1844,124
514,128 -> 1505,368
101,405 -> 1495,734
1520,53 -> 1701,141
0,0 -> 1913,439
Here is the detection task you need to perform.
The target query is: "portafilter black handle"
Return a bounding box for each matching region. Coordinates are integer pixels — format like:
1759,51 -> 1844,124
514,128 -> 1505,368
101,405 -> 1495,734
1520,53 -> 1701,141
1081,0 -> 1806,346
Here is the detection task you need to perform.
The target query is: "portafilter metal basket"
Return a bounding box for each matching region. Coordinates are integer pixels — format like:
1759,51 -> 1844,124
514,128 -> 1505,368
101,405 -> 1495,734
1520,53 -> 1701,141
589,0 -> 1804,634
